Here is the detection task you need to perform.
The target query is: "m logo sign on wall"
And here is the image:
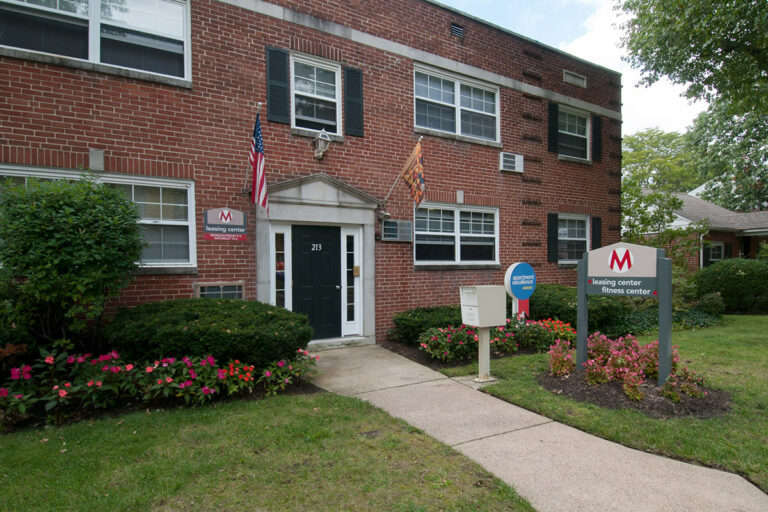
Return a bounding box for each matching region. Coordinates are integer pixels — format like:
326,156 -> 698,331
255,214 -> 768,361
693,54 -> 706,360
203,208 -> 247,241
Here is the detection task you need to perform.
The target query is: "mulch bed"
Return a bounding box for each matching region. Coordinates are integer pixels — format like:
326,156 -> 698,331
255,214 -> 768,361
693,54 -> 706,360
379,340 -> 731,419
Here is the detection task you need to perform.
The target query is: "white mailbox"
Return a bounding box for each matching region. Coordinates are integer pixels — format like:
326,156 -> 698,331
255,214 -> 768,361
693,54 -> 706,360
460,285 -> 506,328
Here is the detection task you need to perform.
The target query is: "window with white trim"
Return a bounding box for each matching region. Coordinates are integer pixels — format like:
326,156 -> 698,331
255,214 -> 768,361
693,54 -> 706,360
558,107 -> 590,159
414,205 -> 498,264
558,214 -> 589,263
414,67 -> 499,142
0,167 -> 196,268
0,0 -> 190,79
291,55 -> 341,134
197,284 -> 243,299
709,242 -> 724,262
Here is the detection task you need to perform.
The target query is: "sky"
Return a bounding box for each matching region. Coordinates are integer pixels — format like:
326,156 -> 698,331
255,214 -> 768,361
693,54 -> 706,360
436,0 -> 708,136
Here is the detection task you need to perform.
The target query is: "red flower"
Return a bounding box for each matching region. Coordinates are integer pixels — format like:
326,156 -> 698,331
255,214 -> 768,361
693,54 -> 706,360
45,356 -> 54,365
58,389 -> 67,398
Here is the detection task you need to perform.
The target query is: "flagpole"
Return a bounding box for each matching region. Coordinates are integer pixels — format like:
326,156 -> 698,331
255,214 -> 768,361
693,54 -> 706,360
382,136 -> 422,208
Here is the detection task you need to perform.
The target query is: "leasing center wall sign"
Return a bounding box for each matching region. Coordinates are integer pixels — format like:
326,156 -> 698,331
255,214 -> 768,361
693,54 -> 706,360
586,243 -> 658,297
203,208 -> 247,241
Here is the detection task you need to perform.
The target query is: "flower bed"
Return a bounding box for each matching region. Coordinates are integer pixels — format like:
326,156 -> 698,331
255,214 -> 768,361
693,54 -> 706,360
548,333 -> 707,401
0,347 -> 318,428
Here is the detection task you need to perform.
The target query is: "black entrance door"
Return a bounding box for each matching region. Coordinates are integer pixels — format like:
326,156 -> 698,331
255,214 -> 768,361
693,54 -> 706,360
292,225 -> 341,339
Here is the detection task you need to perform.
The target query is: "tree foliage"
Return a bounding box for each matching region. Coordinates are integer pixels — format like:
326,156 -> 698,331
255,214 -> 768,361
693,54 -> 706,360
618,0 -> 768,114
0,179 -> 142,343
622,129 -> 702,192
687,99 -> 768,211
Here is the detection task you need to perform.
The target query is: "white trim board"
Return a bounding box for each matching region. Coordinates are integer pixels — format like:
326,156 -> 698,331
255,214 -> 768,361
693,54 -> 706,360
218,0 -> 622,120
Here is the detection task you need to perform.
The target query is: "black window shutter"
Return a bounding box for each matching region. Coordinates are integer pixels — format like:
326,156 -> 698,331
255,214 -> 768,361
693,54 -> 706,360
344,67 -> 364,137
591,216 -> 602,249
547,213 -> 559,262
592,115 -> 602,162
548,103 -> 559,153
266,47 -> 290,124
725,243 -> 733,259
703,246 -> 711,267
742,237 -> 751,257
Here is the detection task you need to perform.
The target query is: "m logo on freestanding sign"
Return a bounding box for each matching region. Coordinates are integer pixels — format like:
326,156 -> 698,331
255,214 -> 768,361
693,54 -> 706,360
609,247 -> 632,273
578,242 -> 673,385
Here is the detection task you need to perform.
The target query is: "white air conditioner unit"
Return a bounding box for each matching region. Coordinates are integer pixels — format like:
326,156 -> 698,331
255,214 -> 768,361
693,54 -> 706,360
381,220 -> 412,242
499,152 -> 524,173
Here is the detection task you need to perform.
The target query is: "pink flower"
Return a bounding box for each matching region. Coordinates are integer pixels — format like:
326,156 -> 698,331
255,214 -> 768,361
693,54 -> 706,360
189,369 -> 197,379
284,378 -> 290,384
157,379 -> 163,385
87,380 -> 94,387
10,368 -> 20,380
288,365 -> 293,370
206,355 -> 215,366
0,388 -> 8,398
165,377 -> 173,384
125,364 -> 134,371
45,356 -> 54,365
217,369 -> 227,380
473,335 -> 479,341
111,350 -> 119,360
66,356 -> 75,364
95,381 -> 102,388
277,360 -> 285,368
58,389 -> 67,398
53,385 -> 59,390
202,386 -> 214,395
102,366 -> 110,372
110,366 -> 121,373
64,382 -> 71,388
77,356 -> 86,363
13,394 -> 22,399
264,370 -> 272,378
146,367 -> 154,373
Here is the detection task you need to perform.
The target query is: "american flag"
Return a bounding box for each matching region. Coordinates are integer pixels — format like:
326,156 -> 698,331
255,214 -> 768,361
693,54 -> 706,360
249,113 -> 267,210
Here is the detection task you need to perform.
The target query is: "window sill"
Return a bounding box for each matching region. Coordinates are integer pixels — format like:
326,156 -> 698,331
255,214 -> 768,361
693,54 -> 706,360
137,266 -> 198,275
557,261 -> 578,268
558,154 -> 592,165
291,127 -> 345,142
0,47 -> 192,89
415,263 -> 501,271
414,127 -> 502,148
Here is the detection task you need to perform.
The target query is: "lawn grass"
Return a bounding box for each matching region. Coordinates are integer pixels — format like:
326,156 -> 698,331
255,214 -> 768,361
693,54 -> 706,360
441,315 -> 768,492
0,391 -> 533,512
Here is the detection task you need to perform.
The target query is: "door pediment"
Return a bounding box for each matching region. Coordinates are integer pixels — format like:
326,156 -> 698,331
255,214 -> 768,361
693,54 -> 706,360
269,174 -> 379,210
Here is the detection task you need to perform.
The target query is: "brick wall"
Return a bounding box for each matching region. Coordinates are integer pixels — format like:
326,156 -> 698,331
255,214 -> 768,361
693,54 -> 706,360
0,0 -> 621,341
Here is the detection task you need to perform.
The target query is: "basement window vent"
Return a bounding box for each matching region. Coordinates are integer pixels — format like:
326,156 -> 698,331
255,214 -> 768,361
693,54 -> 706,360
382,220 -> 412,242
450,23 -> 465,38
563,70 -> 587,88
499,152 -> 524,173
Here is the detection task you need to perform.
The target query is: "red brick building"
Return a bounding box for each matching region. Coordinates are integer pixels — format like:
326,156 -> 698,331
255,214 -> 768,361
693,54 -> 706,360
0,0 -> 622,346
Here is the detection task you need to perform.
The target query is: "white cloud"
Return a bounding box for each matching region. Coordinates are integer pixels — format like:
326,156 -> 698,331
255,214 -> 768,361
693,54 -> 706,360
557,0 -> 707,135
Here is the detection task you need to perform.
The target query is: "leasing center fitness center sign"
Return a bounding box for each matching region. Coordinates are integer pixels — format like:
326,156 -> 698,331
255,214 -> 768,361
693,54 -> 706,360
577,242 -> 673,385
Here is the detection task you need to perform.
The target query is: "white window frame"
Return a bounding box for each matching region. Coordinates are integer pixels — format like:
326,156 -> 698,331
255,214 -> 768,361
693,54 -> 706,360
557,213 -> 590,265
413,64 -> 500,143
709,241 -> 724,262
563,69 -> 587,88
558,105 -> 591,161
290,53 -> 343,135
341,226 -> 362,336
0,165 -> 197,268
270,224 -> 293,310
413,202 -> 499,266
0,0 -> 192,80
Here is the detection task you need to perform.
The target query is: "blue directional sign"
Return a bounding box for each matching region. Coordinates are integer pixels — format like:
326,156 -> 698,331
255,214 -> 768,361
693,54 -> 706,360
504,262 -> 536,300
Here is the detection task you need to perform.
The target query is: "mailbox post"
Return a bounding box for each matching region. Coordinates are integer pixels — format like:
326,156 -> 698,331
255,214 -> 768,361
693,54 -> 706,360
460,285 -> 506,383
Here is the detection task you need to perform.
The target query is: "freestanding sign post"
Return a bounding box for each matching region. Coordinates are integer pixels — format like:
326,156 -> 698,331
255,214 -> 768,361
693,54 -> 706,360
504,262 -> 536,318
577,242 -> 673,385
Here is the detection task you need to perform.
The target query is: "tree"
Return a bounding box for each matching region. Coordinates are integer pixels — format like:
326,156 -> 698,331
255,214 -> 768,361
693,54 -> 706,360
622,129 -> 703,192
687,98 -> 768,211
0,179 -> 142,343
618,0 -> 768,114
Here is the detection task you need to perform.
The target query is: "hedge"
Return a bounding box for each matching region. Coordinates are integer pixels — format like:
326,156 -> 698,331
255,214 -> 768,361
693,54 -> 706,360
389,305 -> 462,345
105,299 -> 313,369
695,259 -> 768,313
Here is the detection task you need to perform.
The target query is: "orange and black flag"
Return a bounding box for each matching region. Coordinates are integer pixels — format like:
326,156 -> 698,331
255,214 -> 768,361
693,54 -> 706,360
401,140 -> 425,205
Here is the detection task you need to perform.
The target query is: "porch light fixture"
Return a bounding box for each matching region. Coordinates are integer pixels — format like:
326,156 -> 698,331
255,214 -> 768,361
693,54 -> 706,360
312,129 -> 332,160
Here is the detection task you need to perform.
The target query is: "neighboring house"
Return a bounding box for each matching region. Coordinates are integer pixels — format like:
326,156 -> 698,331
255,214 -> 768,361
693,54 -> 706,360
670,193 -> 768,271
0,0 -> 622,346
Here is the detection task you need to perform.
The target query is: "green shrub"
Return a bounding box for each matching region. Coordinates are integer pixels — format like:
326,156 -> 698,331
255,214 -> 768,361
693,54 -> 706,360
695,259 -> 768,313
693,292 -> 725,316
417,326 -> 479,362
105,299 -> 313,370
389,305 -> 461,345
0,178 -> 141,343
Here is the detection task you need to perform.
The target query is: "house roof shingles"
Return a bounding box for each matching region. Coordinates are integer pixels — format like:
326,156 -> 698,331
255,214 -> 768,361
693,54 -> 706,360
674,193 -> 768,232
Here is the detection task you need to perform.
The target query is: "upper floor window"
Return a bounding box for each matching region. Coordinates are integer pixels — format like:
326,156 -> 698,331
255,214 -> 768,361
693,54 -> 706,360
557,214 -> 589,263
414,66 -> 499,142
291,55 -> 341,134
0,0 -> 189,79
558,107 -> 590,160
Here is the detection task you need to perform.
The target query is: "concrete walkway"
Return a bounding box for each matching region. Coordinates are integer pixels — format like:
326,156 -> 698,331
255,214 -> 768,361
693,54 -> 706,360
311,345 -> 768,512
